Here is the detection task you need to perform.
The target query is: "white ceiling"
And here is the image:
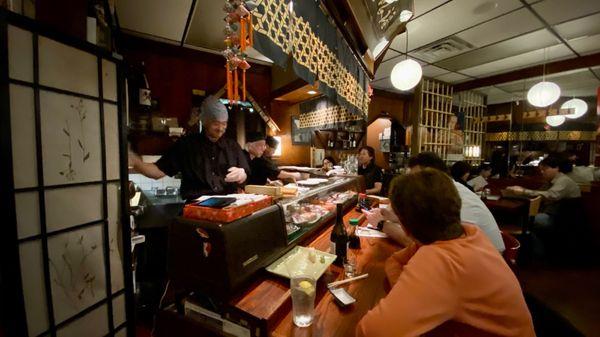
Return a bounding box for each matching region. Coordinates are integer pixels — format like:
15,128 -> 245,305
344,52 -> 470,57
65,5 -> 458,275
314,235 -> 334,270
115,0 -> 600,104
372,0 -> 600,103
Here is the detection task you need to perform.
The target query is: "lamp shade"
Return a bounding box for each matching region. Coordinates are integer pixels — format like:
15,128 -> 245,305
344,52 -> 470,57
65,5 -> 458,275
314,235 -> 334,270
399,10 -> 413,22
561,98 -> 587,119
545,115 -> 565,127
390,59 -> 422,91
527,81 -> 560,107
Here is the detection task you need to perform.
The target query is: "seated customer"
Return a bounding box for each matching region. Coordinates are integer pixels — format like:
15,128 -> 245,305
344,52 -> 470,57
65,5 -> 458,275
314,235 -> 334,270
467,163 -> 492,192
358,146 -> 383,195
322,156 -> 335,172
365,152 -> 504,252
507,154 -> 581,228
356,169 -> 535,337
450,161 -> 474,191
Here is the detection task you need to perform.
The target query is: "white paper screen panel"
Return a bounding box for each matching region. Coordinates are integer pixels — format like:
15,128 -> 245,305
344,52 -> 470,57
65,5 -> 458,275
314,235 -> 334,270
104,103 -> 121,180
112,293 -> 127,328
8,25 -> 33,82
56,304 -> 109,337
19,240 -> 50,336
9,84 -> 38,188
102,59 -> 118,102
44,184 -> 103,233
38,36 -> 99,97
108,183 -> 125,292
40,91 -> 102,186
15,191 -> 40,239
48,224 -> 106,324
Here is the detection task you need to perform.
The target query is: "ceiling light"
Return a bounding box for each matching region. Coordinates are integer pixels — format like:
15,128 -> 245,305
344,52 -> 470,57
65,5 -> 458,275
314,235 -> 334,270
527,81 -> 560,107
385,0 -> 398,3
399,10 -> 413,22
391,28 -> 422,91
391,59 -> 422,91
546,115 -> 565,127
373,38 -> 389,58
561,98 -> 587,119
307,90 -> 317,95
527,48 -> 561,108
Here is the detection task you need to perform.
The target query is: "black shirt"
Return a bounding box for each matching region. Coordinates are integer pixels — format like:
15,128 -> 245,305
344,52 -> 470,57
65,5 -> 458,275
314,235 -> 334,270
244,151 -> 281,185
156,132 -> 250,200
358,162 -> 383,193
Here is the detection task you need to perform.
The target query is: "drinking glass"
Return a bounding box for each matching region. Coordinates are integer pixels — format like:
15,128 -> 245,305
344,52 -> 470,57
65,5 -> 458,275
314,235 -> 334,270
290,274 -> 316,327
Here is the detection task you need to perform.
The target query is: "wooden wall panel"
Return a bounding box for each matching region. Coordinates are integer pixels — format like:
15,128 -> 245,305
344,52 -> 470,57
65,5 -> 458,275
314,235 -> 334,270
270,101 -> 311,165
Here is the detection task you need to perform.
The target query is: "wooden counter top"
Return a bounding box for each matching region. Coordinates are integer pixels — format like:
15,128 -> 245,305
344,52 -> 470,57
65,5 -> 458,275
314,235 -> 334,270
228,209 -> 402,337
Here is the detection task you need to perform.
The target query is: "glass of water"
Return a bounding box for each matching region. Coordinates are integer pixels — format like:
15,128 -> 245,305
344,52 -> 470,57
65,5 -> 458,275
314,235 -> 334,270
290,274 -> 316,327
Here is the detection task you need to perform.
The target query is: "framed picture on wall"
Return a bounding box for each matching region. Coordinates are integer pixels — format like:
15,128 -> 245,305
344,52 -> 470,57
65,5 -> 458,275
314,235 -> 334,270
291,116 -> 311,145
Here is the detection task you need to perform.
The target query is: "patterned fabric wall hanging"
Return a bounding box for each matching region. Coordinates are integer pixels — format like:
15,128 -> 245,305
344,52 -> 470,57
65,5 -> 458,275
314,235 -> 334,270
298,96 -> 364,129
486,131 -> 597,142
252,0 -> 371,117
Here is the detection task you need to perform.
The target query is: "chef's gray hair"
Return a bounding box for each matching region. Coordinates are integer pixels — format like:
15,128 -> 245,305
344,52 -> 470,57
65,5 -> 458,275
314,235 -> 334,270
200,95 -> 228,123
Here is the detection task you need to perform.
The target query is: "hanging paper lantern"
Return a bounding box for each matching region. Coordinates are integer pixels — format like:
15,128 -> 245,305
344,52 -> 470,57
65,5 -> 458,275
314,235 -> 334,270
390,59 -> 422,91
561,98 -> 588,119
546,115 -> 565,127
527,81 -> 560,107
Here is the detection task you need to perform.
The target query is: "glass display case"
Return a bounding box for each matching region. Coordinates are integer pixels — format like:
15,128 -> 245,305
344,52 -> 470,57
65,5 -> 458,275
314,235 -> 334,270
277,176 -> 360,244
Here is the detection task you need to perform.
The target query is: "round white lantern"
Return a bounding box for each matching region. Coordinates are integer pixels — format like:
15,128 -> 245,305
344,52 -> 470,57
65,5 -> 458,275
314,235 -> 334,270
390,59 -> 422,91
399,10 -> 413,22
546,115 -> 565,127
561,98 -> 588,119
527,81 -> 560,107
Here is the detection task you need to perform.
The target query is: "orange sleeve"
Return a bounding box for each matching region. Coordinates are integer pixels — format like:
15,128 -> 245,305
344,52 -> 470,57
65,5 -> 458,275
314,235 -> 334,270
357,248 -> 458,337
384,243 -> 418,284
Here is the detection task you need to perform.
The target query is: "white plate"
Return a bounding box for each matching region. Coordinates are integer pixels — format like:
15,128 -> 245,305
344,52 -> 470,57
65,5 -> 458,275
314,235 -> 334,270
297,178 -> 329,186
265,246 -> 336,279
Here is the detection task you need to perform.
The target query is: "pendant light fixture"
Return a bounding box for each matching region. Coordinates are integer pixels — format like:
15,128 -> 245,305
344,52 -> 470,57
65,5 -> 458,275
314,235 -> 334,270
527,48 -> 560,107
391,29 -> 422,91
561,98 -> 588,119
545,115 -> 565,127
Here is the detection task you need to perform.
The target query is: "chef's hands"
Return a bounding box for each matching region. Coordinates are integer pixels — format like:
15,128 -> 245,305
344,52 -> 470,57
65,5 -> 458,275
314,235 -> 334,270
225,167 -> 247,184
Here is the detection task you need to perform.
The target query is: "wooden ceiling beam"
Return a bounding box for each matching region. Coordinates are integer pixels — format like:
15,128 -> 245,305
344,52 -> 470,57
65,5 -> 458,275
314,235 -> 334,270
454,52 -> 600,92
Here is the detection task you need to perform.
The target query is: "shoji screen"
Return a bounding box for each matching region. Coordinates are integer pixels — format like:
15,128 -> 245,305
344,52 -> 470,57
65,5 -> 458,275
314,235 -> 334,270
1,13 -> 131,337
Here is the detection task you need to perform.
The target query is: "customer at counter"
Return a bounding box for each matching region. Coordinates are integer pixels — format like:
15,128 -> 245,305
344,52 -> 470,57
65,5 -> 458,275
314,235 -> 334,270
245,134 -> 304,185
322,156 -> 336,172
450,161 -> 474,192
356,169 -> 535,337
507,154 -> 581,228
129,96 -> 249,200
358,146 -> 383,195
364,152 -> 505,252
467,163 -> 492,192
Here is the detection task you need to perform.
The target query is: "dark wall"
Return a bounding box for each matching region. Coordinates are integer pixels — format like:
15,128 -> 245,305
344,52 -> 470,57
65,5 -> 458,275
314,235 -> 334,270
120,34 -> 272,154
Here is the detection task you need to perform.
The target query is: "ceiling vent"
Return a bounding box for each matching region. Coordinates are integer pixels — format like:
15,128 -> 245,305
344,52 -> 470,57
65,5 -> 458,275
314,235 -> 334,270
411,36 -> 474,63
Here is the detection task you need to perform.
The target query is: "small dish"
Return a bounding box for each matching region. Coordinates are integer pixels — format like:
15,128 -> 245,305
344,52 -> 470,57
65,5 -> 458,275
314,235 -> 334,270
266,246 -> 336,279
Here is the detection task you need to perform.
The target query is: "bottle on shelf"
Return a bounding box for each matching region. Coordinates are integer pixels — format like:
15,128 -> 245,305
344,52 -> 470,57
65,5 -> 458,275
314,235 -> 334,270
330,203 -> 348,266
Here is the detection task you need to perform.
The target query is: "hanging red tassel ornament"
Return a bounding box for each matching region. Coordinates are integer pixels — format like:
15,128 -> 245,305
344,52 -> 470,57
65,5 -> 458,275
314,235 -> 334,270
242,69 -> 246,101
226,62 -> 233,104
240,17 -> 246,52
233,68 -> 239,103
248,13 -> 253,47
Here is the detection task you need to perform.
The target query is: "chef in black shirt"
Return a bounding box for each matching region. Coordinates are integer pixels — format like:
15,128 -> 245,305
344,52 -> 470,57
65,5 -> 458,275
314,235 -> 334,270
129,96 -> 249,200
357,146 -> 383,195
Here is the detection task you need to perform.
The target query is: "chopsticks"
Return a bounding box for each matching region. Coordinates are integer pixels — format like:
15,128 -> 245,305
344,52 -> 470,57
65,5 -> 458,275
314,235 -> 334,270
327,273 -> 369,288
